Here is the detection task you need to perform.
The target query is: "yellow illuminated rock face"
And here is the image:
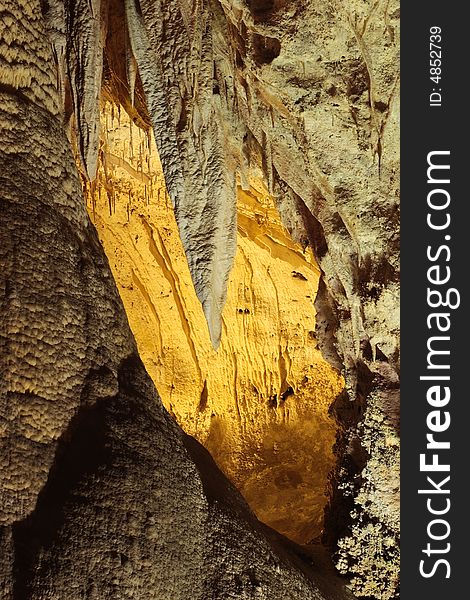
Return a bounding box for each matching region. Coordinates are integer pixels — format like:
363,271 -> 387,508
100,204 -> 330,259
85,105 -> 343,544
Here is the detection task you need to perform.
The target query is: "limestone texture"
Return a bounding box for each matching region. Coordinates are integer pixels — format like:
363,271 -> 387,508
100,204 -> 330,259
1,0 -> 400,598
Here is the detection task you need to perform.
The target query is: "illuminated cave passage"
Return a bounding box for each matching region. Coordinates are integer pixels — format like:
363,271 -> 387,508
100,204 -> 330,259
83,104 -> 344,544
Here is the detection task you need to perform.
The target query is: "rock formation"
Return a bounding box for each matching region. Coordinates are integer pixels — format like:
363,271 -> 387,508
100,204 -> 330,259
0,0 -> 399,598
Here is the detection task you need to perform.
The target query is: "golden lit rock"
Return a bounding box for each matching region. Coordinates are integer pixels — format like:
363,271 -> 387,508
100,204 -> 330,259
85,104 -> 343,544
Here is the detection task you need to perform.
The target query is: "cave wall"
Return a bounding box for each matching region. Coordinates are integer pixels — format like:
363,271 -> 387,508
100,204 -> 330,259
97,0 -> 400,594
85,104 -> 344,544
0,1 -> 354,598
1,0 -> 400,598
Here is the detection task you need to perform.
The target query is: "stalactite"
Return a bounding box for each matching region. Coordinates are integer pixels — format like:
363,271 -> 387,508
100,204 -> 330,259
66,0 -> 107,180
126,45 -> 138,107
146,128 -> 152,156
107,189 -> 112,216
129,119 -> 133,160
122,0 -> 237,348
43,0 -> 67,110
